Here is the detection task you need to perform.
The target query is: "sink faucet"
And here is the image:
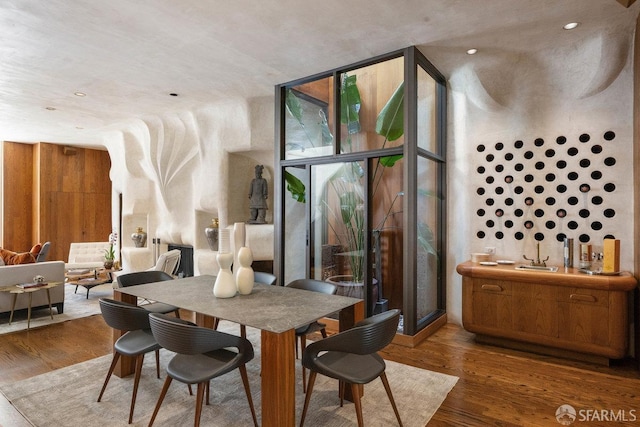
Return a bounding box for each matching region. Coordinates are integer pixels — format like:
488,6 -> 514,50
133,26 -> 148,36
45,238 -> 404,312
523,242 -> 549,267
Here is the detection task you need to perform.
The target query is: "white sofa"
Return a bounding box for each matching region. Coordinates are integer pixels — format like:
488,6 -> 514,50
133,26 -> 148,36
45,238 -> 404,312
66,242 -> 111,270
0,261 -> 66,314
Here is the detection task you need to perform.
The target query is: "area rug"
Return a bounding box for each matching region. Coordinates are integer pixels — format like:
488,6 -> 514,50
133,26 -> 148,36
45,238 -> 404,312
0,282 -> 113,334
0,323 -> 458,426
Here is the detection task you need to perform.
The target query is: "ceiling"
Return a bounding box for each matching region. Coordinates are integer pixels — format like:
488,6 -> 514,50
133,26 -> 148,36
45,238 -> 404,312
0,0 -> 637,147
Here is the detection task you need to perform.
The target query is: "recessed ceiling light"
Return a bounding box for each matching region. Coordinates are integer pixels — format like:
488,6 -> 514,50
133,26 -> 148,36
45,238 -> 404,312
169,93 -> 179,97
74,92 -> 86,97
45,106 -> 56,111
563,22 -> 579,30
466,48 -> 478,55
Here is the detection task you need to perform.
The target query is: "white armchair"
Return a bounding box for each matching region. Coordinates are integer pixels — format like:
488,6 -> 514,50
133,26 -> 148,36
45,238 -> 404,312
148,249 -> 181,276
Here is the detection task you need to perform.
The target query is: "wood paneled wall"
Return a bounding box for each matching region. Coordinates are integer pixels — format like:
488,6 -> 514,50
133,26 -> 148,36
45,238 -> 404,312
2,142 -> 112,262
2,142 -> 35,252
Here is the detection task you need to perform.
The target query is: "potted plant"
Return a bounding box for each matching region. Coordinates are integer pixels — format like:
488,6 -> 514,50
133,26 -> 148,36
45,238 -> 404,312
104,231 -> 117,269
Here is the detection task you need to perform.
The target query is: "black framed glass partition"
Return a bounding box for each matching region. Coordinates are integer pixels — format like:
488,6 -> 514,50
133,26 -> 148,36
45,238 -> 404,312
274,46 -> 447,337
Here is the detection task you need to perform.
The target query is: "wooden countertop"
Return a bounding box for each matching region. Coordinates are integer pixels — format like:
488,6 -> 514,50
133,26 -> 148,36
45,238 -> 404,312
456,261 -> 638,291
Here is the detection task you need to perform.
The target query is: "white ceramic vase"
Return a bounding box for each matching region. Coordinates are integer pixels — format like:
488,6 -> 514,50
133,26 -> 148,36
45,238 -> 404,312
233,222 -> 246,280
236,246 -> 254,295
213,228 -> 236,298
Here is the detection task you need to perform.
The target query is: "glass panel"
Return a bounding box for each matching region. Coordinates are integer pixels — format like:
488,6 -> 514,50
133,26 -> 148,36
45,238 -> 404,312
416,155 -> 441,321
339,57 -> 404,154
371,156 -> 404,314
311,161 -> 367,297
284,76 -> 334,160
283,166 -> 307,285
417,65 -> 438,154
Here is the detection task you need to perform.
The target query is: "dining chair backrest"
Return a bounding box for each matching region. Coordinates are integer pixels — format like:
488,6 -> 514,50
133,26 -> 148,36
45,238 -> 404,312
35,241 -> 51,262
286,278 -> 337,295
150,249 -> 181,276
116,270 -> 174,288
149,313 -> 253,361
98,298 -> 154,332
254,271 -> 277,286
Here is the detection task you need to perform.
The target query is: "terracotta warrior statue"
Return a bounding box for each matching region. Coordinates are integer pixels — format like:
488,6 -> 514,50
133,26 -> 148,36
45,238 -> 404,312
248,165 -> 268,224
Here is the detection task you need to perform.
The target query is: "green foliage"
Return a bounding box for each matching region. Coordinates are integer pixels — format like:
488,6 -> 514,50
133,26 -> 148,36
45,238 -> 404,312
340,74 -> 362,134
284,171 -> 306,203
375,81 -> 404,143
104,245 -> 115,261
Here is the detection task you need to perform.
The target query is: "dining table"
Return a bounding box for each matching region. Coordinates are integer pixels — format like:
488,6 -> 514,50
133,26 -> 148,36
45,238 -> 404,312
113,274 -> 364,427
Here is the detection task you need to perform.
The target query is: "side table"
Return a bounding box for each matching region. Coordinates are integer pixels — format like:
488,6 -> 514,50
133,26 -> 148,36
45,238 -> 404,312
0,282 -> 63,329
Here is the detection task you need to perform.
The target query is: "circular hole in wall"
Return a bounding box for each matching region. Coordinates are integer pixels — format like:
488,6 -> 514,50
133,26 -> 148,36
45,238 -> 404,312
556,233 -> 567,242
546,220 -> 556,229
591,196 -> 603,205
505,220 -> 514,228
557,184 -> 567,193
568,147 -> 579,156
591,145 -> 602,154
477,209 -> 485,216
515,209 -> 524,217
546,173 -> 556,182
534,209 -> 545,217
477,166 -> 485,174
495,142 -> 504,150
505,198 -> 514,206
495,208 -> 504,217
495,186 -> 504,195
525,197 -> 534,206
568,196 -> 579,205
603,131 -> 615,141
557,209 -> 567,218
579,133 -> 590,143
604,157 -> 616,167
486,198 -> 495,206
524,174 -> 534,182
495,164 -> 504,172
486,154 -> 494,162
505,153 -> 514,161
477,231 -> 485,238
505,175 -> 513,183
567,172 -> 578,181
534,185 -> 545,194
496,231 -> 504,239
486,176 -> 494,184
557,160 -> 567,169
534,138 -> 544,147
604,209 -> 616,218
579,234 -> 590,243
514,186 -> 524,194
546,197 -> 556,205
515,163 -> 524,171
524,220 -> 534,229
579,209 -> 590,218
534,232 -> 544,241
535,161 -> 545,170
591,221 -> 603,231
604,183 -> 616,192
477,145 -> 486,152
515,140 -> 524,149
486,220 -> 495,228
568,221 -> 578,230
515,232 -> 524,240
524,151 -> 534,159
579,159 -> 591,168
591,171 -> 602,180
477,188 -> 485,195
545,149 -> 555,158
556,136 -> 567,145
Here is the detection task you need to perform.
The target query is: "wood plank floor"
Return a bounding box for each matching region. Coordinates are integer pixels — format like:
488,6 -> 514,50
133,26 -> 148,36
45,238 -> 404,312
1,314 -> 639,426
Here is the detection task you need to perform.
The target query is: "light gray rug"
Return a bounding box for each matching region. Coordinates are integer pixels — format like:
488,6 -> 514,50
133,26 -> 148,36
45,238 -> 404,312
1,322 -> 458,426
0,282 -> 113,334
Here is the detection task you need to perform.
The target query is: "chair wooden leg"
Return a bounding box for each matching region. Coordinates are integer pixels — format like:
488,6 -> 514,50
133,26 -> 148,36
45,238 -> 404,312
148,377 -> 173,427
174,308 -> 180,319
351,383 -> 364,427
129,354 -> 145,424
239,365 -> 258,427
240,324 -> 246,338
212,317 -> 219,330
299,371 -> 317,427
380,372 -> 403,426
155,349 -> 160,379
206,381 -> 210,405
188,384 -> 193,395
97,353 -> 120,402
195,383 -> 206,427
300,334 -> 307,393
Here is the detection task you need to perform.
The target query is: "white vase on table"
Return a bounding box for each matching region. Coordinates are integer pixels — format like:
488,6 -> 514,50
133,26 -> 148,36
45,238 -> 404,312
236,246 -> 254,295
213,228 -> 236,298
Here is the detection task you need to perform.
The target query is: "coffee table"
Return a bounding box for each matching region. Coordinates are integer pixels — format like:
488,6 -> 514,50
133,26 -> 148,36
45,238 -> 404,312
0,281 -> 63,329
65,268 -> 116,298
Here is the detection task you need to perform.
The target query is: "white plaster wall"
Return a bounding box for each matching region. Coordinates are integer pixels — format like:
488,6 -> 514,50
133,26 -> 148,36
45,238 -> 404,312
444,22 -> 636,325
104,96 -> 274,272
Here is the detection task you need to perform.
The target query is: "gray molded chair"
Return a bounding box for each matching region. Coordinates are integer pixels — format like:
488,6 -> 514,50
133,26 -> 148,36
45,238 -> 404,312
253,271 -> 277,286
299,309 -> 403,427
97,298 -> 162,424
147,313 -> 258,427
35,241 -> 50,262
285,278 -> 337,392
116,270 -> 180,318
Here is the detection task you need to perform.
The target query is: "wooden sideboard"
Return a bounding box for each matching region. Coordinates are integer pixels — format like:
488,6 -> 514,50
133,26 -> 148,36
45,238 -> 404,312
456,261 -> 638,364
